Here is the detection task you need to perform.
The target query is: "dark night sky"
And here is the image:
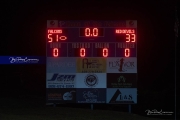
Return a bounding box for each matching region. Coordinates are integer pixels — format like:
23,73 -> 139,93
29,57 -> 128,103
0,1 -> 179,96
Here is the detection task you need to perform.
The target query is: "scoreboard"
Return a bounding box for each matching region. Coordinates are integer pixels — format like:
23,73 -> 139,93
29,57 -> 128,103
46,20 -> 137,104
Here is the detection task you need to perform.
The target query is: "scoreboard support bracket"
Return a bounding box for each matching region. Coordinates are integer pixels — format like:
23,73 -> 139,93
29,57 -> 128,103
128,104 -> 131,113
91,104 -> 94,110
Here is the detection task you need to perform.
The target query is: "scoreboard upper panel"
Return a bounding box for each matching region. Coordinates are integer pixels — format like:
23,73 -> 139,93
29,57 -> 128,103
46,20 -> 137,58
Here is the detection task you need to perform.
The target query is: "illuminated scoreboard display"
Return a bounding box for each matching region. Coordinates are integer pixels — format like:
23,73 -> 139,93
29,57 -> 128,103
46,20 -> 137,104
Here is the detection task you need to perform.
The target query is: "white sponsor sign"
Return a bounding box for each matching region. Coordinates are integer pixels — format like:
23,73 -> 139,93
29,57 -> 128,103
106,57 -> 137,73
76,73 -> 106,88
106,88 -> 137,104
46,73 -> 76,88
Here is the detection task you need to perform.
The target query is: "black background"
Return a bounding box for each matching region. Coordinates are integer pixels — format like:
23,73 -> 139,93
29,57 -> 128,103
0,0 -> 179,119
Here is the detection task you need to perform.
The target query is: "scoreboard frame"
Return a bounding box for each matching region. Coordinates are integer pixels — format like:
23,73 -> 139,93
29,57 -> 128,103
46,20 -> 137,104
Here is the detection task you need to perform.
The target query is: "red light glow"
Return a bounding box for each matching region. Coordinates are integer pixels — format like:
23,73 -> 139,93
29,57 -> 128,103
85,28 -> 90,36
59,36 -> 67,40
131,34 -> 136,42
56,35 -> 67,41
126,34 -> 130,42
48,34 -> 53,42
80,48 -> 85,57
115,29 -> 135,34
53,48 -> 58,57
125,48 -> 130,57
93,28 -> 98,36
125,34 -> 136,42
48,29 -> 62,34
103,48 -> 108,57
85,28 -> 98,37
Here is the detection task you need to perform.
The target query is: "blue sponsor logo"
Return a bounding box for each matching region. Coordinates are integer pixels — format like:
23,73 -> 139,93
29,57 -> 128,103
48,74 -> 76,82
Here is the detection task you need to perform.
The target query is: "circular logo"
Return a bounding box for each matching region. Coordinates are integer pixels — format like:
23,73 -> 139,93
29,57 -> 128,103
63,92 -> 73,100
84,74 -> 98,87
129,21 -> 134,26
50,20 -> 55,26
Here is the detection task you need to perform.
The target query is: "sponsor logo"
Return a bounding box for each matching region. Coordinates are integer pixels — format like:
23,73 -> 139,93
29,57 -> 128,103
118,76 -> 126,82
47,74 -> 75,88
83,89 -> 99,99
109,89 -> 134,103
48,74 -> 75,83
82,58 -> 100,68
77,58 -> 106,73
84,74 -> 98,87
107,73 -> 136,88
77,89 -> 106,103
108,58 -> 135,72
63,91 -> 75,100
83,89 -> 99,102
48,62 -> 75,67
9,57 -> 39,63
48,93 -> 62,100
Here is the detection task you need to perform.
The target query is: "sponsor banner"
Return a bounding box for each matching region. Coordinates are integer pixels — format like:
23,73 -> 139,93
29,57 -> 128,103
76,73 -> 106,88
58,20 -> 127,27
76,88 -> 106,103
106,88 -> 137,104
107,73 -> 137,88
106,57 -> 137,73
0,56 -> 45,64
76,58 -> 106,73
46,73 -> 76,88
47,57 -> 76,73
46,88 -> 76,103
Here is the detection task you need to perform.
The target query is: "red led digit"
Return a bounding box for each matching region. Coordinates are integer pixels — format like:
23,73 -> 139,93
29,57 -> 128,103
56,35 -> 59,41
126,34 -> 130,42
53,48 -> 58,57
85,28 -> 90,36
59,36 -> 67,40
131,34 -> 136,42
125,48 -> 130,57
80,48 -> 85,57
103,48 -> 108,57
93,28 -> 98,36
48,34 -> 53,42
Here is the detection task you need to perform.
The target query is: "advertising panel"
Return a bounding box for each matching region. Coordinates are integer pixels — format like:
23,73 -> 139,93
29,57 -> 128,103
106,88 -> 137,104
46,73 -> 76,88
76,73 -> 106,88
107,57 -> 137,73
76,58 -> 106,73
46,88 -> 76,103
76,88 -> 106,103
107,73 -> 137,88
47,57 -> 76,73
